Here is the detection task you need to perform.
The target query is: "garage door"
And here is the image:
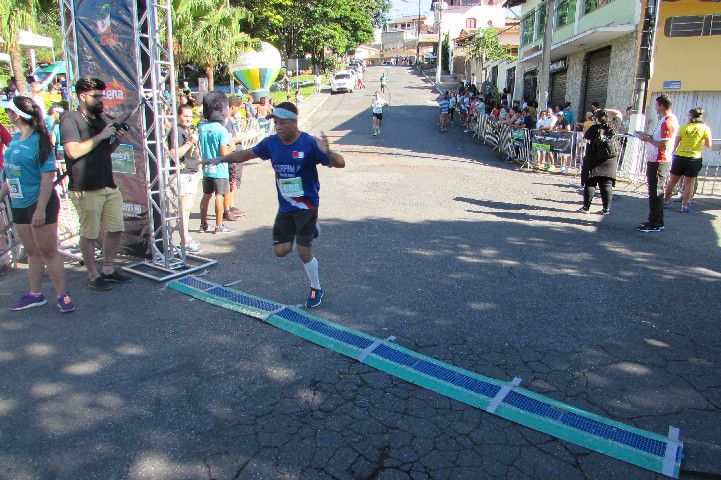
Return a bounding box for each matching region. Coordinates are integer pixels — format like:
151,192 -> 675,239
550,70 -> 568,110
583,48 -> 611,113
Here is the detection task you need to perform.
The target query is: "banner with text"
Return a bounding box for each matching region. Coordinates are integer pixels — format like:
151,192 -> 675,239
530,130 -> 574,154
72,0 -> 148,257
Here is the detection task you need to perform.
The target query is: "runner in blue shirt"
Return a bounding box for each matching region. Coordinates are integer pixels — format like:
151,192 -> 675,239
202,102 -> 345,308
0,96 -> 75,313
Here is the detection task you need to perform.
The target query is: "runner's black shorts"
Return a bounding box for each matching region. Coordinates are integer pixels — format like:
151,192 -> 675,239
670,155 -> 703,178
273,209 -> 318,247
11,190 -> 60,225
372,112 -> 382,120
202,177 -> 230,195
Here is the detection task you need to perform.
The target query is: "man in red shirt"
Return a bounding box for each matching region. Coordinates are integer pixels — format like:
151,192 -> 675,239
635,95 -> 678,232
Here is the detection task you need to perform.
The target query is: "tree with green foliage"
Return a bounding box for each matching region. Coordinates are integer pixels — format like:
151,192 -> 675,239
233,0 -> 389,71
0,0 -> 41,94
464,27 -> 514,80
172,0 -> 258,90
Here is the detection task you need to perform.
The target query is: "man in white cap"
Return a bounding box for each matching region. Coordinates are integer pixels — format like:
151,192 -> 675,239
202,102 -> 345,308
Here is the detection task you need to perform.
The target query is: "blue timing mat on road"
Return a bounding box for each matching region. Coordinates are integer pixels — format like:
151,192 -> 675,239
169,275 -> 683,478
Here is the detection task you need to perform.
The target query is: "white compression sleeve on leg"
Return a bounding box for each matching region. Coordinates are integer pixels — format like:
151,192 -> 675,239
304,257 -> 321,289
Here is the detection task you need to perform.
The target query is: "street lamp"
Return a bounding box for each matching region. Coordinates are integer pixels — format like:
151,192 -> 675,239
434,1 -> 447,86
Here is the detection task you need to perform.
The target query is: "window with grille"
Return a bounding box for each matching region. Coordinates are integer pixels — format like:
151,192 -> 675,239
665,14 -> 721,37
466,18 -> 477,29
521,12 -> 536,45
583,0 -> 612,15
555,0 -> 576,28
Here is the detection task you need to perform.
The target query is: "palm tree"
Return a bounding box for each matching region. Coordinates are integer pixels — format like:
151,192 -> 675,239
172,0 -> 257,91
0,0 -> 40,95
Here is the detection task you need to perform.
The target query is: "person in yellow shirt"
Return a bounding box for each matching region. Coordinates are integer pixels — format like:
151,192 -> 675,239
664,107 -> 712,212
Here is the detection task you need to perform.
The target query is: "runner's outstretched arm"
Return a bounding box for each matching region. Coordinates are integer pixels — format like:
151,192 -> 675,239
316,134 -> 345,168
202,148 -> 258,166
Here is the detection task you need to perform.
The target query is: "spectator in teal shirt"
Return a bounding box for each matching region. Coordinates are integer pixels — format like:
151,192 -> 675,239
198,92 -> 235,234
0,96 -> 75,313
563,102 -> 576,131
44,104 -> 64,155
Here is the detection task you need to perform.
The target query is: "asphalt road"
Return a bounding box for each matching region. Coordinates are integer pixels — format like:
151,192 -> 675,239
1,66 -> 720,480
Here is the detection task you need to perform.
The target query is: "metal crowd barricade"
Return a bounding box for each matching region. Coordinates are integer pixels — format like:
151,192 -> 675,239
696,142 -> 721,196
0,194 -> 23,268
615,134 -> 648,188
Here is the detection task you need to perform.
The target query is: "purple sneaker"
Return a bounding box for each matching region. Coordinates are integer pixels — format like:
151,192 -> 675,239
57,294 -> 76,313
10,293 -> 47,311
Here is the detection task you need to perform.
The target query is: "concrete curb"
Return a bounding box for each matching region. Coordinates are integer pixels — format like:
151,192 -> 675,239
299,91 -> 331,128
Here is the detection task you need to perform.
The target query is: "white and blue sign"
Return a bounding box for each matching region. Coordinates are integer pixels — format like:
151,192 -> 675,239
663,81 -> 682,90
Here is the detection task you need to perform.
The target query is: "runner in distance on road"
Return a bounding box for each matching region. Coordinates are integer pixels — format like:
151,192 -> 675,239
201,102 -> 345,308
371,91 -> 389,136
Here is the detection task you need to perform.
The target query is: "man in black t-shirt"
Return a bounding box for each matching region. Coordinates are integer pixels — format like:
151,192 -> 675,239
60,77 -> 132,291
169,104 -> 202,253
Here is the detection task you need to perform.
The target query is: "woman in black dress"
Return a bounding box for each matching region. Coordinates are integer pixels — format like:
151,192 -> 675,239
579,110 -> 618,215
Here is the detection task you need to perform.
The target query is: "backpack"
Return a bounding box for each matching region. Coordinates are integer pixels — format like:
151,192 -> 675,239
592,124 -> 617,160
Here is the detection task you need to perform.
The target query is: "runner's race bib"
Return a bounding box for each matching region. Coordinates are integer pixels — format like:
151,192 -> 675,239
7,178 -> 23,199
278,177 -> 304,199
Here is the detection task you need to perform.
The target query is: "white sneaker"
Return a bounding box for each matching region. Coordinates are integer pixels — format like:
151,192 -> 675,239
186,240 -> 202,253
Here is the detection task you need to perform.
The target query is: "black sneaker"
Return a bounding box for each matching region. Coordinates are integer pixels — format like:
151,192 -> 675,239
88,277 -> 112,291
637,223 -> 664,232
101,271 -> 133,283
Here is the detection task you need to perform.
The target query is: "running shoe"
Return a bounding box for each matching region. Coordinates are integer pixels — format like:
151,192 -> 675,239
57,294 -> 76,313
228,207 -> 246,217
223,211 -> 238,222
200,222 -> 212,233
214,224 -> 235,234
577,207 -> 590,213
637,222 -> 664,232
305,287 -> 324,308
10,293 -> 47,311
598,209 -> 609,215
101,271 -> 133,283
186,240 -> 203,253
372,132 -> 377,136
87,277 -> 112,291
681,205 -> 690,213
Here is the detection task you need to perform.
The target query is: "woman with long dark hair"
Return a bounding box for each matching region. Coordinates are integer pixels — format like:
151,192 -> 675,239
664,107 -> 712,212
0,96 -> 75,313
579,109 -> 618,215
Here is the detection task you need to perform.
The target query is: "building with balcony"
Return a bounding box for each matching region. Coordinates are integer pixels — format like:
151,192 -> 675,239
433,0 -> 508,41
508,0 -> 642,117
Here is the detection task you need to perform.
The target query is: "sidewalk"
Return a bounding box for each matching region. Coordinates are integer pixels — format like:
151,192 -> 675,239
297,88 -> 331,127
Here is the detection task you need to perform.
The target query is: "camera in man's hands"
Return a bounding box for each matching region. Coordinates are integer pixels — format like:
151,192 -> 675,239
113,122 -> 130,132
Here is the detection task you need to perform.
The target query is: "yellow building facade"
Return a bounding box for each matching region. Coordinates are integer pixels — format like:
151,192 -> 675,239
647,0 -> 721,137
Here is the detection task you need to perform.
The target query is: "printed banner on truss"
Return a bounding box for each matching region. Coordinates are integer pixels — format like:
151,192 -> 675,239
71,0 -> 148,257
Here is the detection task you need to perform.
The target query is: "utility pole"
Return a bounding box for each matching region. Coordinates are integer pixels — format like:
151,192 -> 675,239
435,1 -> 445,86
536,0 -> 555,109
416,0 -> 422,63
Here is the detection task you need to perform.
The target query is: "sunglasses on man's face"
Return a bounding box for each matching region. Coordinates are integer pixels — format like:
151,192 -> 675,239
82,93 -> 104,100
